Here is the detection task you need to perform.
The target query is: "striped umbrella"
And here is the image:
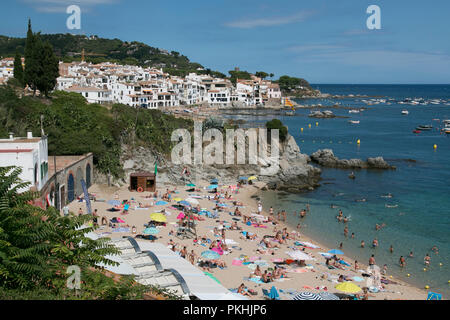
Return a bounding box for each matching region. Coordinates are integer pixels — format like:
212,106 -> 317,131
201,250 -> 220,260
293,292 -> 324,300
318,292 -> 340,300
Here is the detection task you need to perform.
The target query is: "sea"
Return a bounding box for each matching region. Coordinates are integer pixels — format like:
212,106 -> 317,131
226,84 -> 450,297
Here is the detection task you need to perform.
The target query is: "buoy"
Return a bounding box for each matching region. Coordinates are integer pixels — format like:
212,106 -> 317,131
389,275 -> 393,278
434,144 -> 437,149
423,268 -> 427,272
308,124 -> 311,128
357,139 -> 361,144
439,263 -> 443,266
301,128 -> 303,132
425,285 -> 430,289
316,122 -> 318,126
407,274 -> 410,277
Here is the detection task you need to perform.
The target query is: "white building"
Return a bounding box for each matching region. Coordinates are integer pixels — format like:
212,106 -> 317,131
0,132 -> 49,192
66,85 -> 112,104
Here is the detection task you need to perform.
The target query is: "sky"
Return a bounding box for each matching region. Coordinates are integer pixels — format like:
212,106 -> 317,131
1,0 -> 450,84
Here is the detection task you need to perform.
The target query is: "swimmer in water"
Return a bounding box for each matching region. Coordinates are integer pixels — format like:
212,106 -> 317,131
372,238 -> 378,248
389,245 -> 394,254
424,254 -> 431,266
399,256 -> 406,267
409,251 -> 414,258
361,240 -> 365,248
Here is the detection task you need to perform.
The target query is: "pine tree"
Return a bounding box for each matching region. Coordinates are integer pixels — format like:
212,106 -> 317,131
36,41 -> 59,97
24,19 -> 39,95
13,50 -> 24,87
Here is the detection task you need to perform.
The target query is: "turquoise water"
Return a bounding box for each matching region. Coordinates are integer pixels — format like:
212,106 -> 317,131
235,85 -> 450,297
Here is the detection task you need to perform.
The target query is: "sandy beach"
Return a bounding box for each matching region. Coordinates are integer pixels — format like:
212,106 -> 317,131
70,180 -> 428,300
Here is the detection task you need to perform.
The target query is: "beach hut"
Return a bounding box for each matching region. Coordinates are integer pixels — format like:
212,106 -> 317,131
129,171 -> 156,192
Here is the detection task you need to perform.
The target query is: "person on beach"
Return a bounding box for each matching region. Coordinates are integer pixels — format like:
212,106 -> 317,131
188,250 -> 196,265
354,260 -> 359,271
409,251 -> 414,258
269,207 -> 273,216
343,216 -> 348,223
257,202 -> 262,214
237,283 -> 251,297
78,207 -> 83,215
361,240 -> 365,248
339,242 -> 343,250
131,225 -> 137,235
382,264 -> 388,275
252,265 -> 262,277
369,254 -> 376,267
101,216 -> 107,226
180,246 -> 187,259
262,270 -> 272,283
399,256 -> 406,267
351,232 -> 355,239
389,245 -> 394,254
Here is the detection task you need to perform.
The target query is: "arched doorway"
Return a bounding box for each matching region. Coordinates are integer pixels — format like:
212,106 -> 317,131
75,167 -> 83,197
67,174 -> 75,202
86,163 -> 91,188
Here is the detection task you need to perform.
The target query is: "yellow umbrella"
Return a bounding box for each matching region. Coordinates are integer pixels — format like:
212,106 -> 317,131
173,197 -> 183,202
248,176 -> 257,181
150,213 -> 167,222
335,282 -> 362,294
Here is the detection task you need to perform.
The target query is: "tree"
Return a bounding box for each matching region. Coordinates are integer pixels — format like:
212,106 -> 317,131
269,73 -> 274,79
228,70 -> 251,85
13,50 -> 24,87
24,19 -> 39,95
36,40 -> 59,97
265,119 -> 288,142
255,71 -> 268,80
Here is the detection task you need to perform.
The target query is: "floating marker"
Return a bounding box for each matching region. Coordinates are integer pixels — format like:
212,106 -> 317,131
423,268 -> 427,272
425,285 -> 430,289
407,274 -> 410,277
357,139 -> 361,144
434,144 -> 437,149
316,122 -> 319,126
439,263 -> 443,266
301,128 -> 303,132
308,124 -> 311,128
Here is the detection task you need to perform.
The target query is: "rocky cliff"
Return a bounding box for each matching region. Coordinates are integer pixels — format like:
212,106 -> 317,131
310,149 -> 396,169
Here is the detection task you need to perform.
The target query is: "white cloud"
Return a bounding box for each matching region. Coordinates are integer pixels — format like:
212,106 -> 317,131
225,11 -> 314,29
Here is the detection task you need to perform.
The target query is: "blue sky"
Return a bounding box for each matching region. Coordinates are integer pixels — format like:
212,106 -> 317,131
1,0 -> 450,84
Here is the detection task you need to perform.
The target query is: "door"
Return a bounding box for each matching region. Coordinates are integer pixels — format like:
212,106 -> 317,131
67,174 -> 75,202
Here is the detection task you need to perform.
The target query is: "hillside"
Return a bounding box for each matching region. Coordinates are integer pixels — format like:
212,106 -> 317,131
0,33 -> 225,77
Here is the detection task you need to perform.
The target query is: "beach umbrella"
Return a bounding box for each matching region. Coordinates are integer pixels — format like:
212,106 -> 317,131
201,250 -> 220,260
186,183 -> 196,187
335,282 -> 362,294
155,200 -> 168,206
207,185 -> 218,189
178,200 -> 191,207
293,292 -> 324,300
286,250 -> 315,261
150,212 -> 167,222
185,197 -> 199,205
328,249 -> 344,255
238,177 -> 247,181
318,292 -> 340,300
210,179 -> 218,184
268,286 -> 279,300
248,176 -> 257,181
107,200 -> 121,206
172,197 -> 183,202
143,227 -> 160,235
176,212 -> 185,220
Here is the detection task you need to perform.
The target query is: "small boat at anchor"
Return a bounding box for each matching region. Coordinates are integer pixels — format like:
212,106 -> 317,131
416,125 -> 433,131
349,120 -> 360,124
401,110 -> 409,115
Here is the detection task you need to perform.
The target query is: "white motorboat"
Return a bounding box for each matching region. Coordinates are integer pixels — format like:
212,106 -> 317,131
401,110 -> 409,115
349,120 -> 360,124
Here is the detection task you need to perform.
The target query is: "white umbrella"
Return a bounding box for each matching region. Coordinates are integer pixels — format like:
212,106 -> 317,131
286,250 -> 315,261
185,197 -> 200,205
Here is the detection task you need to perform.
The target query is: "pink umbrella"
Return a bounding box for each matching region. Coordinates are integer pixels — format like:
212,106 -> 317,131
176,212 -> 185,219
211,247 -> 223,255
117,218 -> 125,223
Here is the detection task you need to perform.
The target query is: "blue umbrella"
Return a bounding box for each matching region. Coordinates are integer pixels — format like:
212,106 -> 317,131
207,185 -> 218,189
218,203 -> 228,207
107,200 -> 121,206
178,200 -> 191,207
328,249 -> 344,255
269,286 -> 280,300
155,201 -> 168,206
143,227 -> 160,235
210,179 -> 218,184
238,176 -> 248,181
201,250 -> 220,260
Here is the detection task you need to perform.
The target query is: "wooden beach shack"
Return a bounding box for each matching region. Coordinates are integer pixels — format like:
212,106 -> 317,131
129,171 -> 156,192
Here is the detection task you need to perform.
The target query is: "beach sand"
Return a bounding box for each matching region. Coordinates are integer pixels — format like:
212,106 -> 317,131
69,181 -> 428,300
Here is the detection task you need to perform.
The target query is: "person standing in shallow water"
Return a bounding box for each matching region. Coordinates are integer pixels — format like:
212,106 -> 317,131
389,245 -> 394,254
399,256 -> 406,267
361,240 -> 365,248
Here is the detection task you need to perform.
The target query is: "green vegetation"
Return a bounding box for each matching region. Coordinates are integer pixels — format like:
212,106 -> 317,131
0,167 -> 182,299
13,50 -> 23,87
22,20 -> 59,97
228,69 -> 252,85
0,85 -> 193,179
276,75 -> 312,92
265,119 -> 288,142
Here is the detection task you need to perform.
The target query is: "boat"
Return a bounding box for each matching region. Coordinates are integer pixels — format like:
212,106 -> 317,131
348,109 -> 360,113
285,111 -> 295,116
416,125 -> 433,131
442,120 -> 450,134
349,120 -> 360,124
401,110 -> 409,115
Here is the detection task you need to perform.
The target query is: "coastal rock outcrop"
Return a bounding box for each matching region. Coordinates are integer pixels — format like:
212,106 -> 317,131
310,149 -> 395,169
109,134 -> 322,193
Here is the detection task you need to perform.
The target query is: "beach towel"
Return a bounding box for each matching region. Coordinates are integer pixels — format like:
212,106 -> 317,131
232,259 -> 243,266
247,277 -> 264,284
225,239 -> 239,245
134,206 -> 149,210
287,268 -> 308,273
